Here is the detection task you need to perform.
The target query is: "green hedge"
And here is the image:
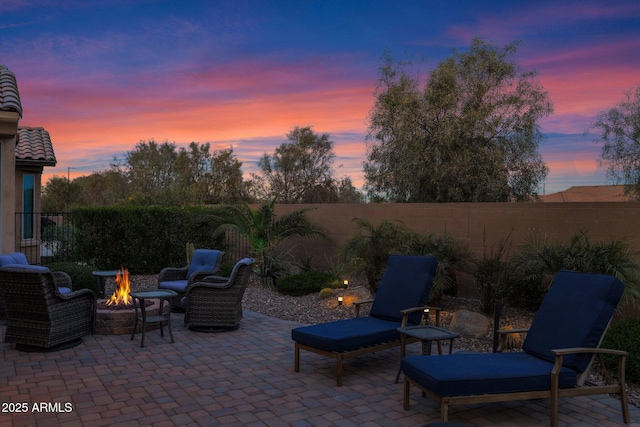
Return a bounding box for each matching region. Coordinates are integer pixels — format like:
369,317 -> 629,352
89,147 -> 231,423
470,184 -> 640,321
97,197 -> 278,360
72,206 -> 227,274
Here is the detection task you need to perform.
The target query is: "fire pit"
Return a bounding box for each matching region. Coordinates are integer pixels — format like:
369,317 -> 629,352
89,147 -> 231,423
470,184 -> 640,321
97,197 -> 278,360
95,268 -> 170,335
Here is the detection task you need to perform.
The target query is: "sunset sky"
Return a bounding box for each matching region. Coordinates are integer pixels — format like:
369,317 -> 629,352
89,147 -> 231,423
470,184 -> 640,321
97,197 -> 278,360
2,0 -> 639,195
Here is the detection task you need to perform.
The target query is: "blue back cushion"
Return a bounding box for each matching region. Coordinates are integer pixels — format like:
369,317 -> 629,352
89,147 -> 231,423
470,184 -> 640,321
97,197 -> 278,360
0,252 -> 29,267
523,269 -> 624,373
370,255 -> 438,324
186,249 -> 222,278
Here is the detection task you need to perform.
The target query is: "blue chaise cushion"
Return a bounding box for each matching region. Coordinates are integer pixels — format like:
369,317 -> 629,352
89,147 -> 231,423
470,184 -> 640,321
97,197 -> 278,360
292,317 -> 401,353
186,249 -> 222,279
522,269 -> 624,373
370,255 -> 438,324
402,352 -> 578,397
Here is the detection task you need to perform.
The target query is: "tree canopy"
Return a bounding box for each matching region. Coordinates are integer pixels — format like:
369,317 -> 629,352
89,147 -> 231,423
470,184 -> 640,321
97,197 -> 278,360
251,126 -> 363,203
592,85 -> 640,198
364,38 -> 553,202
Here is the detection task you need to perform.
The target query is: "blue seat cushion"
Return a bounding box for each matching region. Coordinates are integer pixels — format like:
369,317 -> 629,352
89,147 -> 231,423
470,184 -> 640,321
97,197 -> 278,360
292,317 -> 401,353
58,287 -> 72,295
186,249 -> 222,279
0,252 -> 30,267
159,280 -> 188,293
522,270 -> 624,373
402,352 -> 578,397
370,255 -> 437,324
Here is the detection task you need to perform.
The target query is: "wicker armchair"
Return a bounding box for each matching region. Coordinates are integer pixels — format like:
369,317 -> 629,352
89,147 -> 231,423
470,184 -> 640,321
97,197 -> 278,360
184,257 -> 255,332
0,267 -> 97,351
158,249 -> 225,308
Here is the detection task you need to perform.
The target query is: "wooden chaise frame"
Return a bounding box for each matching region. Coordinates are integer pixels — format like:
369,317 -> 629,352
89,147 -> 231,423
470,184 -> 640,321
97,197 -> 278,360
295,299 -> 441,387
404,327 -> 630,427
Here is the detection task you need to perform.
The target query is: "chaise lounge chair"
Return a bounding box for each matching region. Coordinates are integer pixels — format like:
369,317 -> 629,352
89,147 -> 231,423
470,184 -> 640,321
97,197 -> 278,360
401,269 -> 629,426
291,254 -> 438,386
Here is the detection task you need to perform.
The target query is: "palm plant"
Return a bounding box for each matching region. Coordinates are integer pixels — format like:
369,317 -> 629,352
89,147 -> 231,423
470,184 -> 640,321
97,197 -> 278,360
214,200 -> 329,287
341,219 -> 408,294
510,230 -> 640,308
402,230 -> 472,304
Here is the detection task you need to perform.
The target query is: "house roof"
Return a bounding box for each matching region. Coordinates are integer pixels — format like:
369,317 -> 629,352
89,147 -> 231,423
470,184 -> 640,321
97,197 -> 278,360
539,185 -> 634,202
16,126 -> 57,167
0,65 -> 22,117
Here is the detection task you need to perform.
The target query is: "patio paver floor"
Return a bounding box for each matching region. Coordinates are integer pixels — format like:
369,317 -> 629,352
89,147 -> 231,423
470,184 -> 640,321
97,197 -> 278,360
2,310 -> 640,426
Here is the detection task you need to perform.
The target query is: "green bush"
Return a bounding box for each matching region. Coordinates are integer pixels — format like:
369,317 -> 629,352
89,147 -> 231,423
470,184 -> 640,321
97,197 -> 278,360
276,271 -> 339,296
508,230 -> 640,310
601,318 -> 640,385
72,206 -> 227,273
44,261 -> 98,293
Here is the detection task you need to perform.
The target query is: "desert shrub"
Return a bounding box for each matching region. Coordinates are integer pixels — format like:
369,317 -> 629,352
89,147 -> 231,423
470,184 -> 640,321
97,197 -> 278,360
318,288 -> 335,299
508,230 -> 640,310
601,318 -> 640,385
44,261 -> 98,293
403,230 -> 472,303
276,271 -> 339,296
473,230 -> 514,315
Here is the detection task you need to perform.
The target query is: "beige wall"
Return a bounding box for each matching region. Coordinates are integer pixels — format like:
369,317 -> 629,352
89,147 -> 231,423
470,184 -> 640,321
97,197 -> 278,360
273,202 -> 640,262
272,202 -> 640,318
0,135 -> 17,254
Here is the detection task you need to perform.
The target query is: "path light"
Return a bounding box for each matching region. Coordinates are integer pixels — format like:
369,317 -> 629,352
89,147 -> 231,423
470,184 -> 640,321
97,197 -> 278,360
337,296 -> 343,306
343,279 -> 349,287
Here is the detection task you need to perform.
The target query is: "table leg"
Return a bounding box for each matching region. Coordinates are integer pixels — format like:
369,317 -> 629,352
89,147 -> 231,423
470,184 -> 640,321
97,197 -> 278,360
166,301 -> 174,343
395,332 -> 407,384
140,298 -> 147,348
130,297 -> 140,342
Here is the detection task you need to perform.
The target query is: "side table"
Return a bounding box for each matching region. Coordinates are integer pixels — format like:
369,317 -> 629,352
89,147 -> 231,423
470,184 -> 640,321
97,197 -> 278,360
92,270 -> 119,298
395,325 -> 460,383
129,290 -> 178,347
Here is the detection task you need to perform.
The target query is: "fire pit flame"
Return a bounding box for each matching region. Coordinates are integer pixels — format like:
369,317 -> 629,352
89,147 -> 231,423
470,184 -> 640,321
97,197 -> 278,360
105,267 -> 132,306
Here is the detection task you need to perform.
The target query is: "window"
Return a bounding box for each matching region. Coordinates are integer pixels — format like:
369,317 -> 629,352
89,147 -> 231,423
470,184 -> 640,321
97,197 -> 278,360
23,174 -> 35,239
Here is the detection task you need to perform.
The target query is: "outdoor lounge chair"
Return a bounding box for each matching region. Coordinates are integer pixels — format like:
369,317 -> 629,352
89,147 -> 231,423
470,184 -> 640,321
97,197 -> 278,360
0,267 -> 96,351
183,257 -> 255,332
401,269 -> 630,426
0,252 -> 73,321
291,254 -> 438,386
157,249 -> 224,307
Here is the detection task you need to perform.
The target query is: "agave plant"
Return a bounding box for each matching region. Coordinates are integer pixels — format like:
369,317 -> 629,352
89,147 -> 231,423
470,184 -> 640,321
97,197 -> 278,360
214,199 -> 329,287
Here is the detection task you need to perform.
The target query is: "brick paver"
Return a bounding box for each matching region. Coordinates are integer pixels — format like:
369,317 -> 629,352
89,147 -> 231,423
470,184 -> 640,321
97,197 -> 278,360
1,311 -> 640,426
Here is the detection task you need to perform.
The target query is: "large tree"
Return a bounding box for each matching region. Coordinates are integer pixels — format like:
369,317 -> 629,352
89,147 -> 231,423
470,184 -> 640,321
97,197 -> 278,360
592,85 -> 640,197
253,126 -> 338,203
364,38 -> 552,202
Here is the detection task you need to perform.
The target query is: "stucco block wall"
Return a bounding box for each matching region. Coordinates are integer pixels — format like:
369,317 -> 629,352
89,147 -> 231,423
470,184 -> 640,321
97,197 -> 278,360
272,202 -> 640,264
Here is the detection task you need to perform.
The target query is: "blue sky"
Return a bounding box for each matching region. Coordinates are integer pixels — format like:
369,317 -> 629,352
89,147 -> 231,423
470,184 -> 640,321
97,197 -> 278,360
2,0 -> 639,195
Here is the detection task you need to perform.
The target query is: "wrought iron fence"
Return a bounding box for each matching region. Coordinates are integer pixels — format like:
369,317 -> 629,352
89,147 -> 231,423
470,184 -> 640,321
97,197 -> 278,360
15,212 -> 250,266
15,212 -> 75,264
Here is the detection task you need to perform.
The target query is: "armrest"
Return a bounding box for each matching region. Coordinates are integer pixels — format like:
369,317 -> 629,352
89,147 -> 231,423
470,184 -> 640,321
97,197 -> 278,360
353,298 -> 375,317
52,271 -> 73,288
59,288 -> 97,301
550,347 -> 628,384
551,347 -> 629,357
188,269 -> 223,285
400,306 -> 442,327
157,266 -> 188,283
